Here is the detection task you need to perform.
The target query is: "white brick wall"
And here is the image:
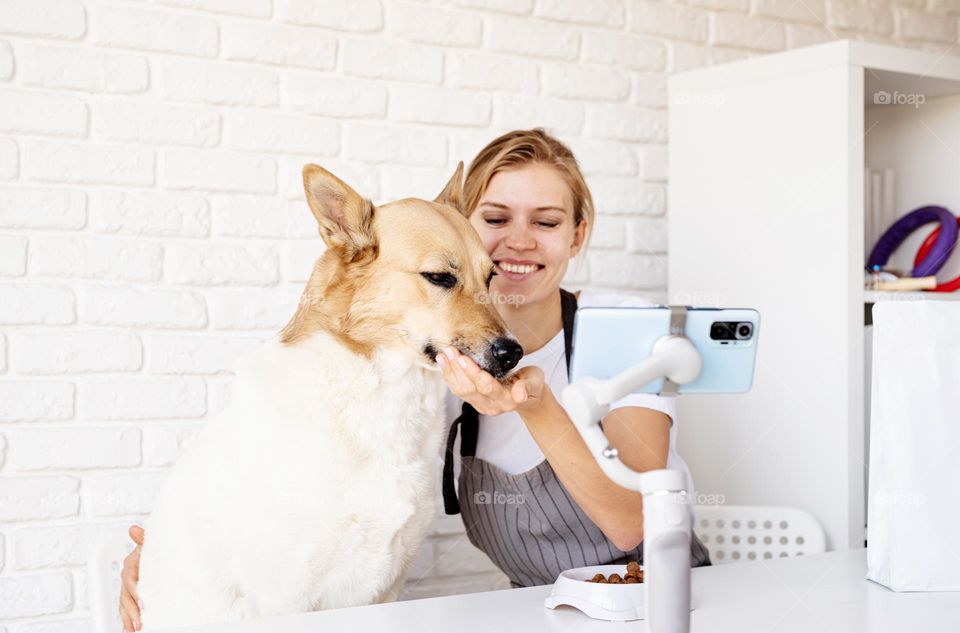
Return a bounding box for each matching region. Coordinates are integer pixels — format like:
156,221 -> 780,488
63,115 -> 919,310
9,331 -> 142,375
92,102 -> 221,148
0,91 -> 88,138
0,0 -> 956,628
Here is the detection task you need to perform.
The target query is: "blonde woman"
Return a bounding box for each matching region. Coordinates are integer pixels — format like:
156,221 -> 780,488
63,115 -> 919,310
435,129 -> 710,588
118,129 -> 709,631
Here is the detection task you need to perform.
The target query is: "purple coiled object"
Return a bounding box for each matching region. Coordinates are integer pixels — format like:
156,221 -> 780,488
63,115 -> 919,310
867,205 -> 958,278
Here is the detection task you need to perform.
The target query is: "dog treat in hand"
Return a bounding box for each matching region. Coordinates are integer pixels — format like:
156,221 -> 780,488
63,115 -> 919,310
586,561 -> 644,583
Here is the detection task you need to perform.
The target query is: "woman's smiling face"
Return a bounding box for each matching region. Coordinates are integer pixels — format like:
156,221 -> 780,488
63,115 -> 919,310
468,162 -> 587,308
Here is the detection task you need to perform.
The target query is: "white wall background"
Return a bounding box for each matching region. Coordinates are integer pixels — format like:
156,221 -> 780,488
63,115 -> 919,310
0,0 -> 957,629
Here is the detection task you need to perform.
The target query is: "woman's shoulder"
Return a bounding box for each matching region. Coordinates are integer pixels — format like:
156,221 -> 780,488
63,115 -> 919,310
574,290 -> 658,309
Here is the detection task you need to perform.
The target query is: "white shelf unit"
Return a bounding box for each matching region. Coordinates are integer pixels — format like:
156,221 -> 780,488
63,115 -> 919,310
863,290 -> 960,303
667,40 -> 960,552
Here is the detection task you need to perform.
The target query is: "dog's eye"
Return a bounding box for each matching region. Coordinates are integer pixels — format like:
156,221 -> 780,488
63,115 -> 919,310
421,272 -> 458,289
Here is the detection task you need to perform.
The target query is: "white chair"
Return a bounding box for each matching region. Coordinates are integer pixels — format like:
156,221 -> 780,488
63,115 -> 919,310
88,535 -> 138,633
692,504 -> 826,564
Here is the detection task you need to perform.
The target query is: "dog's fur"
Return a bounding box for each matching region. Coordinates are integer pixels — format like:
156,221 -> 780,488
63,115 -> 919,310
136,164 -> 518,629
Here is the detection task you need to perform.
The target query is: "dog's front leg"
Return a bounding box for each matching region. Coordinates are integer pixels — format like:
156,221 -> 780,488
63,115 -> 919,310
377,572 -> 408,604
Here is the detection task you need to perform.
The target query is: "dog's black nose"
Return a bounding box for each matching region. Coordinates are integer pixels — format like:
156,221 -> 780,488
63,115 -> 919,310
490,337 -> 523,374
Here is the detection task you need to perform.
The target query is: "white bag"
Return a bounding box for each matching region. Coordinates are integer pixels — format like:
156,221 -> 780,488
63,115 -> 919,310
867,300 -> 960,591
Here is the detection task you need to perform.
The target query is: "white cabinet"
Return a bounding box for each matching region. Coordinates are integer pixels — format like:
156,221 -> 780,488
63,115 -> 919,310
667,40 -> 960,551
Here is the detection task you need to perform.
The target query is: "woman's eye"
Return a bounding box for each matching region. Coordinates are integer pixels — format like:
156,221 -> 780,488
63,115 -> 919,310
485,218 -> 506,226
536,222 -> 559,228
421,272 -> 458,289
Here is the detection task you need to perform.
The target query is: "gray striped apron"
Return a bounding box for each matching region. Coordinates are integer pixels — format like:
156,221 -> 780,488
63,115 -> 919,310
442,288 -> 711,587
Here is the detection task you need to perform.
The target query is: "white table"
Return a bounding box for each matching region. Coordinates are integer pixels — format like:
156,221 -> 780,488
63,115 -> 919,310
175,549 -> 960,632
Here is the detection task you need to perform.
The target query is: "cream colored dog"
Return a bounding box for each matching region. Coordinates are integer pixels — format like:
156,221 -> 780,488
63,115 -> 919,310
136,164 -> 522,629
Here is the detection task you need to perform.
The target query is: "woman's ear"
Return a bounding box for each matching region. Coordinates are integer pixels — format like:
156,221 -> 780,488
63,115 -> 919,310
570,217 -> 588,258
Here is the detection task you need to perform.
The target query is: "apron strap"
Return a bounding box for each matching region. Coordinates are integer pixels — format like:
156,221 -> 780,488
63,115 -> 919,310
442,289 -> 579,515
560,286 -> 577,371
442,402 -> 477,514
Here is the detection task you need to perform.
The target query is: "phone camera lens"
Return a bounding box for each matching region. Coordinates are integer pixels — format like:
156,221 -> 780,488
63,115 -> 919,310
711,323 -> 725,340
736,323 -> 753,339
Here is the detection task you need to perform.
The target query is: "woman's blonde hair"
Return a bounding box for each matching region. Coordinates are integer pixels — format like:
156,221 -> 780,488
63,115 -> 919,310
463,128 -> 594,252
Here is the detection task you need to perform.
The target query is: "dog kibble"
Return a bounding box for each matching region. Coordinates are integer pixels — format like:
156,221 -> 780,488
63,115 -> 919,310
585,561 -> 644,584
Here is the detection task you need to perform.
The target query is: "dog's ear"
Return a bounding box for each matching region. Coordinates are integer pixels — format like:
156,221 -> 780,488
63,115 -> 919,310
303,164 -> 376,259
434,161 -> 465,214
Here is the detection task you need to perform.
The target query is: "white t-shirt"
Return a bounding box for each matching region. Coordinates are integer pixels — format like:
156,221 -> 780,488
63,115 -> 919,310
446,291 -> 696,494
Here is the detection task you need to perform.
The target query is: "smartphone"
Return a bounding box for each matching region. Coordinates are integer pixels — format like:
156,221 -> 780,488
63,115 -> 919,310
568,307 -> 760,394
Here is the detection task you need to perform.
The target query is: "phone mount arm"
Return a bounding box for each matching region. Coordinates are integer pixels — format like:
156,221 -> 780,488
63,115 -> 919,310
561,306 -> 703,633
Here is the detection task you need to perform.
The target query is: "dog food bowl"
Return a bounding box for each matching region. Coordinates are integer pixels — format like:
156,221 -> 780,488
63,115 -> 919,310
543,564 -> 646,621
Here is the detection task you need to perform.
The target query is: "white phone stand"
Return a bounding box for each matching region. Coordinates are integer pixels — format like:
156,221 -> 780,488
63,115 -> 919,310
561,306 -> 703,633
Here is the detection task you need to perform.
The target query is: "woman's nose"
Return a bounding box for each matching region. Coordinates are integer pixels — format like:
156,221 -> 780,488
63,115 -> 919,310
505,223 -> 536,251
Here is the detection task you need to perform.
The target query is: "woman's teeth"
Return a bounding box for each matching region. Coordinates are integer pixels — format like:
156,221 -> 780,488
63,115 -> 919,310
500,262 -> 539,274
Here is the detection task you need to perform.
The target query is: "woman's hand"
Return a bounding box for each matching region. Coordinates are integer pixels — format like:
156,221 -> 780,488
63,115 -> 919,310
436,347 -> 546,416
120,524 -> 144,632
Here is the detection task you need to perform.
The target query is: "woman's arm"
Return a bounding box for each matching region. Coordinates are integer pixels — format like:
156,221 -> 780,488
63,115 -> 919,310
120,524 -> 145,632
436,347 -> 671,552
518,386 -> 670,552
